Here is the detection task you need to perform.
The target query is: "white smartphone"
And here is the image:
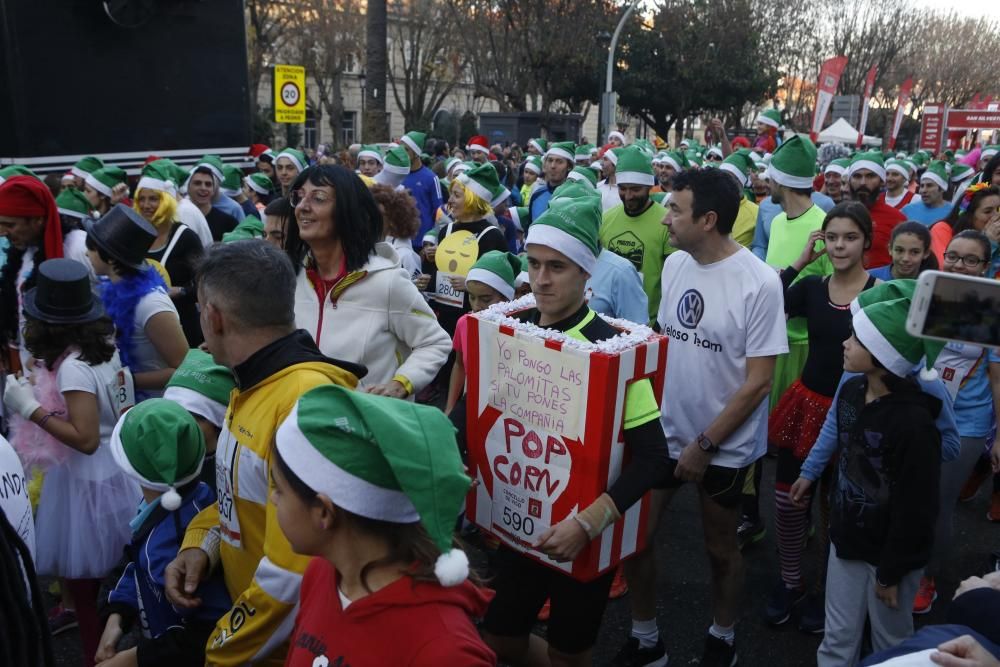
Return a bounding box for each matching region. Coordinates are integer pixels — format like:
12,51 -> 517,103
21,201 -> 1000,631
907,270 -> 1000,348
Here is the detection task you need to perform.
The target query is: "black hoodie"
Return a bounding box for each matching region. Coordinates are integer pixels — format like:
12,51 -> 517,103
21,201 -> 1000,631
829,374 -> 942,586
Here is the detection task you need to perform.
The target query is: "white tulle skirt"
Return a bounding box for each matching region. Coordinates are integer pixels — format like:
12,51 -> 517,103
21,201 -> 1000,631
34,443 -> 140,579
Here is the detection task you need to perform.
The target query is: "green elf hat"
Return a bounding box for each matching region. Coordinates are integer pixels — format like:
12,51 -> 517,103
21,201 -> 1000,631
768,135 -> 818,188
848,150 -> 887,181
650,192 -> 668,205
615,146 -> 655,187
373,146 -> 410,188
755,108 -> 782,129
951,163 -> 975,183
0,165 -> 39,184
849,279 -> 944,380
71,155 -> 105,180
551,179 -> 602,204
921,160 -> 950,190
660,150 -> 689,172
508,206 -> 528,232
276,384 -> 472,585
609,130 -> 627,145
192,154 -> 226,183
222,215 -> 265,242
85,166 -> 127,198
358,144 -> 384,164
400,131 -> 427,156
685,151 -> 703,167
720,149 -> 755,187
56,188 -> 92,220
528,138 -> 548,154
516,254 -> 529,288
110,399 -> 206,511
221,164 -> 244,197
524,156 -> 543,176
545,141 -> 576,163
421,225 -> 439,247
825,158 -> 851,177
137,160 -> 178,198
567,166 -> 599,189
490,185 -> 511,209
466,250 -> 521,300
244,172 -> 273,196
456,162 -> 501,204
651,152 -> 665,166
885,158 -> 910,179
163,349 -> 236,428
575,144 -> 595,161
633,139 -> 655,156
275,147 -> 307,173
444,157 -> 463,176
526,194 -> 601,275
706,145 -> 724,161
982,145 -> 1000,160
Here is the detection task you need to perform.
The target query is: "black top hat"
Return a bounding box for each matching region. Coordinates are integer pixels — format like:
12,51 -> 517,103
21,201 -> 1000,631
23,258 -> 105,324
83,203 -> 158,270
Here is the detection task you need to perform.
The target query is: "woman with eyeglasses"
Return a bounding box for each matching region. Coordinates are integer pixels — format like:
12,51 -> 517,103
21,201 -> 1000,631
915,229 -> 1000,614
929,183 -> 1000,275
288,165 -> 451,399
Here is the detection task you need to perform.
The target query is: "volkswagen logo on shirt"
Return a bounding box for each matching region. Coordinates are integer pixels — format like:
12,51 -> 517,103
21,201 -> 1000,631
676,289 -> 704,329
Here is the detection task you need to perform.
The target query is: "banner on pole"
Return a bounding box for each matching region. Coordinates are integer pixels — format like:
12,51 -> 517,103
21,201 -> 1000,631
464,296 -> 667,581
889,77 -> 914,151
857,65 -> 878,148
811,56 -> 849,142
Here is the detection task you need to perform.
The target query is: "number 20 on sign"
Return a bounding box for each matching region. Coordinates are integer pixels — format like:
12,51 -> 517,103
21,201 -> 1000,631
273,65 -> 306,124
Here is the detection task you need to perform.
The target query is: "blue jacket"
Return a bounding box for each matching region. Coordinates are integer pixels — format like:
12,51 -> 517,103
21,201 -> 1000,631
404,166 -> 444,249
108,483 -> 231,643
586,249 -> 649,325
751,192 -> 836,260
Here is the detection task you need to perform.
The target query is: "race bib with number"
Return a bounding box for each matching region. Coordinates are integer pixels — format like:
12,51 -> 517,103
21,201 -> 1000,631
435,271 -> 465,307
105,368 -> 136,418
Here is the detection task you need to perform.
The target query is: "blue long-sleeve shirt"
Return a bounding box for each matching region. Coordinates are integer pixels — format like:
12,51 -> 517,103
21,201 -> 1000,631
751,192 -> 836,261
404,166 -> 444,250
586,249 -> 649,324
800,370 -> 961,481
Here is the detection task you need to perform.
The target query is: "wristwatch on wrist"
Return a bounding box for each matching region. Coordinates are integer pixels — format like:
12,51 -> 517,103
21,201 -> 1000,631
696,433 -> 719,454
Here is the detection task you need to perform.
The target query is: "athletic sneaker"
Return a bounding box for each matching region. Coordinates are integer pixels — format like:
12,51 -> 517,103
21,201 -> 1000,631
764,580 -> 805,625
700,634 -> 737,666
612,637 -> 669,667
736,518 -> 766,550
537,598 -> 550,622
913,576 -> 937,615
959,466 -> 990,502
988,492 -> 1000,522
609,566 -> 629,599
797,593 -> 825,634
48,604 -> 78,636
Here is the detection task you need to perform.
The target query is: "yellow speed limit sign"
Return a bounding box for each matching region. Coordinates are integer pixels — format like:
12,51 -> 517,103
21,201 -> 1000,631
274,65 -> 306,123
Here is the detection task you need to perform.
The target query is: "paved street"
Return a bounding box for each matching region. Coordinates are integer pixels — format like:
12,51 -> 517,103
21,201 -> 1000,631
53,458 -> 1000,666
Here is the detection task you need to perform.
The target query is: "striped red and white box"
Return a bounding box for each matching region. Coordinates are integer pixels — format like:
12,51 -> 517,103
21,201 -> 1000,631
465,298 -> 667,582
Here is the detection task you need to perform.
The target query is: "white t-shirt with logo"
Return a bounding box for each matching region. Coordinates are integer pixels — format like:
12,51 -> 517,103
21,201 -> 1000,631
0,435 -> 35,562
657,246 -> 788,468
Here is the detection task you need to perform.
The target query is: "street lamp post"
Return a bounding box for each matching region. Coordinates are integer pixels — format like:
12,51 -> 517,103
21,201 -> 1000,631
359,69 -> 367,144
599,0 -> 640,146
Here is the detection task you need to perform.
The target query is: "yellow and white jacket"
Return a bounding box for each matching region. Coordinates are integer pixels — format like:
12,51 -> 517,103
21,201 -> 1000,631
181,330 -> 364,666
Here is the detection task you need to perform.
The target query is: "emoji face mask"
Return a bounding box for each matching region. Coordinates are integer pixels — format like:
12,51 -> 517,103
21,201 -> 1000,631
436,229 -> 479,276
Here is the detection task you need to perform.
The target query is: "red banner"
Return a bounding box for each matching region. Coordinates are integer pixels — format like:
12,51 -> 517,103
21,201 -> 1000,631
811,56 -> 849,142
918,104 -> 945,153
945,109 -> 1000,130
888,77 -> 914,151
857,65 -> 878,148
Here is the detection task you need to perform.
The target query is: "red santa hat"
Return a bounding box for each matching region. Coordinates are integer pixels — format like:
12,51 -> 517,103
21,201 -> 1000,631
466,135 -> 490,155
0,176 -> 64,259
248,143 -> 271,159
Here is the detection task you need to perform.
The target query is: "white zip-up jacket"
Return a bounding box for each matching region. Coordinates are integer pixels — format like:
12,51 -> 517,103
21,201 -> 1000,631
294,242 -> 450,394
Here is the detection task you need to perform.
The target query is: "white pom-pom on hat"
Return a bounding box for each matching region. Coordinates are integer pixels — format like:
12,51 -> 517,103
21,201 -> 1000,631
161,486 -> 182,511
434,548 -> 469,587
919,366 -> 939,381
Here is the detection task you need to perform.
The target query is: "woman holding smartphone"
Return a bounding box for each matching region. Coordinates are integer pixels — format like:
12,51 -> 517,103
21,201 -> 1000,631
915,229 -> 1000,614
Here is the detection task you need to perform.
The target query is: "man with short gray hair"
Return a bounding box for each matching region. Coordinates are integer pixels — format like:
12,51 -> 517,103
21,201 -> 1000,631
164,241 -> 366,666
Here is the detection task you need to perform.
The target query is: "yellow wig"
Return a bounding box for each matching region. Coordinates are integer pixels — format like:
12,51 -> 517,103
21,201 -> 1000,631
133,188 -> 178,229
450,179 -> 493,219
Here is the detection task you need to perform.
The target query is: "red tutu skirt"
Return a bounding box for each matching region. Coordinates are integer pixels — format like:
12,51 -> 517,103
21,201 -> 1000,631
768,380 -> 833,460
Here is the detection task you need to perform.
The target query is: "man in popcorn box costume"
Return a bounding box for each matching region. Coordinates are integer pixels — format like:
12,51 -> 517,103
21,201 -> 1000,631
474,187 -> 669,667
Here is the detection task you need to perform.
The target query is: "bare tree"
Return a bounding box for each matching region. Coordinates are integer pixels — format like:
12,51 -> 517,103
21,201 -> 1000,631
388,0 -> 467,132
